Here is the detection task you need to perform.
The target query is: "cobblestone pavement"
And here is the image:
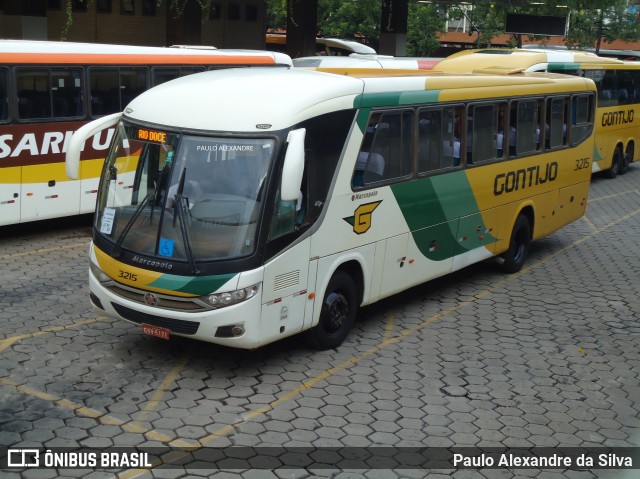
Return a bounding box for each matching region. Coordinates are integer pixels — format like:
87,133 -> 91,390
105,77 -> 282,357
0,166 -> 639,479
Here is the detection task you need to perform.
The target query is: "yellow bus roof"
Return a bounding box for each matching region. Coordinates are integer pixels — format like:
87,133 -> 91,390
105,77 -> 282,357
436,48 -> 623,73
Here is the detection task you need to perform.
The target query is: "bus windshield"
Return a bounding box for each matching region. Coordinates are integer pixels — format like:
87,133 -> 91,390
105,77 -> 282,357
95,122 -> 275,266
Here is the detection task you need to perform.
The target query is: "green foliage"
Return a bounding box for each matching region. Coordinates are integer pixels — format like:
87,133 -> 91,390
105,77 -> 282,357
317,0 -> 380,40
266,0 -> 287,30
406,3 -> 444,56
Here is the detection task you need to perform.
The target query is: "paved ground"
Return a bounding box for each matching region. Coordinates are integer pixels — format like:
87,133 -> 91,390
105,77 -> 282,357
0,165 -> 639,479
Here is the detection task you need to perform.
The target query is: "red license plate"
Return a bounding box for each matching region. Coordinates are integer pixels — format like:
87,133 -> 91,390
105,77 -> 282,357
142,324 -> 170,340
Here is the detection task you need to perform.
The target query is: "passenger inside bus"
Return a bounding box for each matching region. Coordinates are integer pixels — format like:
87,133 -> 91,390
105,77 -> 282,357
353,125 -> 386,186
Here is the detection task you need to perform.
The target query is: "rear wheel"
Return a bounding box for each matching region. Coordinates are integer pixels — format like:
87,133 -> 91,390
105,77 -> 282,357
500,214 -> 531,274
305,271 -> 357,350
622,145 -> 632,174
604,147 -> 622,179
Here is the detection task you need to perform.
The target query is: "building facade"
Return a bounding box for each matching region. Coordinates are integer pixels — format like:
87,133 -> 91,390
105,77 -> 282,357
0,0 -> 266,49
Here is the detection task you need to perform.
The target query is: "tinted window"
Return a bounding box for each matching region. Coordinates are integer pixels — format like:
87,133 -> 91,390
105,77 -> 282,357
353,110 -> 412,188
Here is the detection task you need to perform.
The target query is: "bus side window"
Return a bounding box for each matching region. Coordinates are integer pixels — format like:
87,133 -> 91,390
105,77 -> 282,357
16,69 -> 51,119
511,99 -> 542,157
353,110 -> 412,188
0,68 -> 8,122
469,102 -> 505,164
418,106 -> 462,173
546,96 -> 568,149
52,68 -> 84,118
120,68 -> 148,107
571,94 -> 594,147
90,68 -> 119,116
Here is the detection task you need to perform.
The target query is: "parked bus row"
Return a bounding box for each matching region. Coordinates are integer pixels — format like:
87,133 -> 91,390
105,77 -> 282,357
66,66 -> 596,349
0,40 -> 291,226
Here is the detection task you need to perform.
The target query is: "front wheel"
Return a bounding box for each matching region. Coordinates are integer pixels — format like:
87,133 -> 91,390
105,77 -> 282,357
500,214 -> 531,274
305,271 -> 358,350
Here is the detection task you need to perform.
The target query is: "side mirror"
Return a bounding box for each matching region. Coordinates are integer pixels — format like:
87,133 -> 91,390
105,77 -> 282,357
280,128 -> 306,201
65,112 -> 122,180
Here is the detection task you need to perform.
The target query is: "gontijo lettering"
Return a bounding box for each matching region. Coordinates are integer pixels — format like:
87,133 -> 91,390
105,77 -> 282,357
494,162 -> 558,196
136,128 -> 167,143
601,109 -> 634,127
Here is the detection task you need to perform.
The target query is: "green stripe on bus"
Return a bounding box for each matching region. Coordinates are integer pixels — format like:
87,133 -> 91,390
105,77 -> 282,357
547,63 -> 581,71
391,172 -> 497,261
355,90 -> 440,108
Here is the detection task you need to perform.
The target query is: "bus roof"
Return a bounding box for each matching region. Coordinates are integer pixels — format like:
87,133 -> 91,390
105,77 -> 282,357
293,55 -> 441,71
0,39 -> 292,66
435,48 -> 622,73
124,68 -> 595,134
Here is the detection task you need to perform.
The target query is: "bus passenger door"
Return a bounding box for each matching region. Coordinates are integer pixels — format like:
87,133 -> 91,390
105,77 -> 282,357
260,238 -> 312,345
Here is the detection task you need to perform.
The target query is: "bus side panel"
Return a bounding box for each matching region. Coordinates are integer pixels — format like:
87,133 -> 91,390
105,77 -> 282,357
452,212 -> 498,272
378,233 -> 410,297
260,238 -> 311,343
0,166 -> 21,226
554,182 -> 589,233
21,162 -> 81,222
79,159 -> 105,214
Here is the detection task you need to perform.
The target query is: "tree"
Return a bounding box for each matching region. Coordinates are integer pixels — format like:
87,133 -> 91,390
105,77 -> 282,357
565,0 -> 640,51
407,3 -> 444,56
317,0 -> 380,42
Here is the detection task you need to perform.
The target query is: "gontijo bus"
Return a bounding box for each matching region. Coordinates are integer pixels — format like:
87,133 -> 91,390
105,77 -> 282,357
0,40 -> 291,226
436,48 -> 640,178
66,67 -> 596,349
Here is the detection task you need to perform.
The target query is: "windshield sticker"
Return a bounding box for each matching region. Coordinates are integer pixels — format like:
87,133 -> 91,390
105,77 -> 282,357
100,208 -> 116,235
159,238 -> 175,258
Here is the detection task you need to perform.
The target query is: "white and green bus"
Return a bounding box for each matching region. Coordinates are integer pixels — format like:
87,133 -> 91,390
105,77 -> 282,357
66,67 -> 596,349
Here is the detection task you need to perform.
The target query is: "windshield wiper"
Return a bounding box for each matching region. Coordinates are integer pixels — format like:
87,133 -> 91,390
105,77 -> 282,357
112,192 -> 153,257
173,168 -> 199,275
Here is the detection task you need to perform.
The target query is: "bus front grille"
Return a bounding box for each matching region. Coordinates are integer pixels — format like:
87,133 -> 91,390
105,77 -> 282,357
104,282 -> 209,312
111,303 -> 200,335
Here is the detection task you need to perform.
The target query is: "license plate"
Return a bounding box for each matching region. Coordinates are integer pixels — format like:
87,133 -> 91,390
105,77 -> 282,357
142,324 -> 170,340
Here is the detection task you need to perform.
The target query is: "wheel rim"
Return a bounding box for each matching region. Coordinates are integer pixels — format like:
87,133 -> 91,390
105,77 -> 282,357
323,291 -> 349,333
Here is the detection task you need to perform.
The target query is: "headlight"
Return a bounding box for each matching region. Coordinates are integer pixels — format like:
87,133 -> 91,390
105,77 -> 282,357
207,283 -> 260,309
90,261 -> 111,283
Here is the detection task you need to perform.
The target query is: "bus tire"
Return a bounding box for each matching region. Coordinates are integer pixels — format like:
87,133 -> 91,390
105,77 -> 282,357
622,145 -> 632,174
305,270 -> 357,350
605,148 -> 622,179
500,214 -> 531,274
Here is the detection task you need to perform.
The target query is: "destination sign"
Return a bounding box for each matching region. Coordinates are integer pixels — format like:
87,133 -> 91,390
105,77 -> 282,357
136,128 -> 167,143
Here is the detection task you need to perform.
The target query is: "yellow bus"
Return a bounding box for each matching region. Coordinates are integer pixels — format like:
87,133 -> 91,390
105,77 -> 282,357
0,40 -> 291,226
436,48 -> 640,178
66,67 -> 595,349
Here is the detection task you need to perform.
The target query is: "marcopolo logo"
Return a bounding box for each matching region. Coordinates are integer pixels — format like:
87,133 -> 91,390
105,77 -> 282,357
343,201 -> 382,235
